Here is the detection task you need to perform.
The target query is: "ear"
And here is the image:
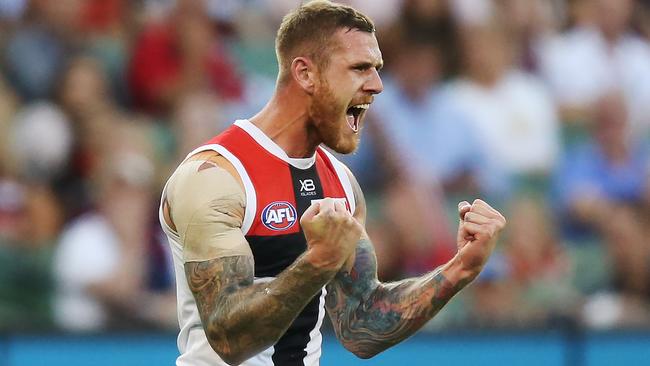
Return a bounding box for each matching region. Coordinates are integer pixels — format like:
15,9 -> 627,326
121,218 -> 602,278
290,57 -> 317,94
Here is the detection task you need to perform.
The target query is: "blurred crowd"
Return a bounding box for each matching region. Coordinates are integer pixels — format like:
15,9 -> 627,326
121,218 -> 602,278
2,0 -> 650,334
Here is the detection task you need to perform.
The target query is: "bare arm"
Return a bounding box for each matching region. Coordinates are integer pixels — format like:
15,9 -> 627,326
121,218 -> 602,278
326,168 -> 505,358
168,153 -> 360,364
185,252 -> 334,365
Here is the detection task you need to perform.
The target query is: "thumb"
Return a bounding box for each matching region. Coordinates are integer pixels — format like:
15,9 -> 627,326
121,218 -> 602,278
458,201 -> 471,221
457,201 -> 473,246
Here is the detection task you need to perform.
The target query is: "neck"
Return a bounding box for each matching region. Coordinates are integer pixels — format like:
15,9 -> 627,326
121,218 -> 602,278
249,84 -> 320,158
602,30 -> 622,46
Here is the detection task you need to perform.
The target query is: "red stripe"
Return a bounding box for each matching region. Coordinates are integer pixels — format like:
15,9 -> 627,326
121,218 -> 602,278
210,125 -> 299,236
316,148 -> 350,212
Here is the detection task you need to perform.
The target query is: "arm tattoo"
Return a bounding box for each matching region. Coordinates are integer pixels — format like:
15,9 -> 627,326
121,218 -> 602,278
186,254 -> 334,364
325,239 -> 470,358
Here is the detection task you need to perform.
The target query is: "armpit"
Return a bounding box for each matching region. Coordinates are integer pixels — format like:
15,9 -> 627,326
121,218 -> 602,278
166,159 -> 252,262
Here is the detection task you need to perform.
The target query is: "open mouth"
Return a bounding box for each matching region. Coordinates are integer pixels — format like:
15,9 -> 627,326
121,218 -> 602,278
345,103 -> 370,133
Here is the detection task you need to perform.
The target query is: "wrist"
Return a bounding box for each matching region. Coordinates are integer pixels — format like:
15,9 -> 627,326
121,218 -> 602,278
303,248 -> 342,275
442,254 -> 479,289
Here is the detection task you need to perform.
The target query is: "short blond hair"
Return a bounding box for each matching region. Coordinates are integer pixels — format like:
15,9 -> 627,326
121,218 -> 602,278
275,0 -> 375,85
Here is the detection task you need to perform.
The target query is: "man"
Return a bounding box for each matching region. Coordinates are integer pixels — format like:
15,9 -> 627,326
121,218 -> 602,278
159,1 -> 506,365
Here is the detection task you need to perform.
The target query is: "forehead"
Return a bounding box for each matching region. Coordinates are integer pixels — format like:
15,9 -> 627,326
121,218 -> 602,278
330,28 -> 382,65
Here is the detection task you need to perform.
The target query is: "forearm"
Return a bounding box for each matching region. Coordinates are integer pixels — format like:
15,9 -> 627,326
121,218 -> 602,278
327,251 -> 473,358
187,252 -> 336,364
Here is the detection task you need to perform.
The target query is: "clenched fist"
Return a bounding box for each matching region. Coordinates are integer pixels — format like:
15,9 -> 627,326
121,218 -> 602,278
301,198 -> 362,272
456,199 -> 506,278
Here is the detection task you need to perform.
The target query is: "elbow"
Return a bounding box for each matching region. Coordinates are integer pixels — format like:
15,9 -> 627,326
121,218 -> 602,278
219,354 -> 246,366
352,350 -> 378,360
206,340 -> 247,366
342,341 -> 382,360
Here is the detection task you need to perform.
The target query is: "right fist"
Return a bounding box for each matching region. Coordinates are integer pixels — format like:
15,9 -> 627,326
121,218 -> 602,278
300,198 -> 362,271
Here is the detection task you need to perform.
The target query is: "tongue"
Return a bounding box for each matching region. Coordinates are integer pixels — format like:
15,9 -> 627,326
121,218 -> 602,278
346,113 -> 356,131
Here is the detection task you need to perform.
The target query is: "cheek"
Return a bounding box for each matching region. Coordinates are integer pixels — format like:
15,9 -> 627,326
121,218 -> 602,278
316,88 -> 345,115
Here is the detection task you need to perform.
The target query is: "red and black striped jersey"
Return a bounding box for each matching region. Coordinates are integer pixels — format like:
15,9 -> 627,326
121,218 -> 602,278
163,119 -> 356,366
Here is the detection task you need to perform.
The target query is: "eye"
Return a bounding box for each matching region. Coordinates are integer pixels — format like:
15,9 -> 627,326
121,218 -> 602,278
351,63 -> 372,72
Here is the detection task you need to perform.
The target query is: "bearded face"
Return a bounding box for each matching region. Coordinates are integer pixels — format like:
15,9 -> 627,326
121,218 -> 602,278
309,76 -> 361,154
304,29 -> 383,155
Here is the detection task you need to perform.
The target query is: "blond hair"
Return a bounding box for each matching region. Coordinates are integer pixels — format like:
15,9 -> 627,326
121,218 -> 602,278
275,0 -> 375,85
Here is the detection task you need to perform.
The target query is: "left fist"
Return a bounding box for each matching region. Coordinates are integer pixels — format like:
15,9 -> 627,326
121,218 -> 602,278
456,199 -> 506,275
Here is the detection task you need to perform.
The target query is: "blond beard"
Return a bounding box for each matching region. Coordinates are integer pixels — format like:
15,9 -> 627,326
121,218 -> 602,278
309,79 -> 359,154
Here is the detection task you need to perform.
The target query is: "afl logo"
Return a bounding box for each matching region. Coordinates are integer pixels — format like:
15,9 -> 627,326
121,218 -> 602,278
261,201 -> 297,231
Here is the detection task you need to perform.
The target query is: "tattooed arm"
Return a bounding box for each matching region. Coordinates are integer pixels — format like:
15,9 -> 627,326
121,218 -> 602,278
326,169 -> 506,358
185,253 -> 334,365
168,153 -> 361,365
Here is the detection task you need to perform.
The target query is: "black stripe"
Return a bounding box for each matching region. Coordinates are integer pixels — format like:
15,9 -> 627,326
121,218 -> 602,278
289,164 -> 324,215
271,291 -> 322,365
248,233 -> 306,277
271,165 -> 324,365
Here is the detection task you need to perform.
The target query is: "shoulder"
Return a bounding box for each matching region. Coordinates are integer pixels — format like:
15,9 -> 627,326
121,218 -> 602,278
167,150 -> 245,202
163,149 -> 246,230
183,150 -> 243,187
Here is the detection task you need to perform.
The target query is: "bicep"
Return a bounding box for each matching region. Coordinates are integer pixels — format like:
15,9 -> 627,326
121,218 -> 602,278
167,158 -> 259,331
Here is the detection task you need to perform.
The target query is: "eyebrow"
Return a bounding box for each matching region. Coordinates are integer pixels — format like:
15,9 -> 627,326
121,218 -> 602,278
351,61 -> 384,71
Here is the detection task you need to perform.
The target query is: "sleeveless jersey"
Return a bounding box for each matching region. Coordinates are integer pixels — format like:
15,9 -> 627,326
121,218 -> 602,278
159,119 -> 356,366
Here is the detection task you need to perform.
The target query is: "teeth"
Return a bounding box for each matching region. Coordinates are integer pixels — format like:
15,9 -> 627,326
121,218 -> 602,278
351,103 -> 370,110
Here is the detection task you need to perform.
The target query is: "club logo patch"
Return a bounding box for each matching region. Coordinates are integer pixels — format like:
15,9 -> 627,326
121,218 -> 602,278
261,201 -> 297,231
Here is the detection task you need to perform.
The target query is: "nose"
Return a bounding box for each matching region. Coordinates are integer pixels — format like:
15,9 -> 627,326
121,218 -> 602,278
364,68 -> 383,95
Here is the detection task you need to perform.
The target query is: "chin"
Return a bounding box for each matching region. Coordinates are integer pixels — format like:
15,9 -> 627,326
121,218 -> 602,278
313,112 -> 361,154
327,134 -> 360,154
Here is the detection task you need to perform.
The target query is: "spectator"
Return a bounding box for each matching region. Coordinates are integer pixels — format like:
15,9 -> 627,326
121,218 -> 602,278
537,0 -> 650,138
504,195 -> 578,326
53,121 -> 176,332
55,56 -> 125,221
80,0 -> 133,106
8,102 -> 74,183
0,179 -> 59,331
128,0 -> 243,114
552,92 -> 650,326
447,19 -> 560,202
0,95 -> 65,332
3,0 -> 84,100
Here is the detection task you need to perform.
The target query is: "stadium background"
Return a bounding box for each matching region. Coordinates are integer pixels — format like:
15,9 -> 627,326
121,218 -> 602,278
2,0 -> 650,364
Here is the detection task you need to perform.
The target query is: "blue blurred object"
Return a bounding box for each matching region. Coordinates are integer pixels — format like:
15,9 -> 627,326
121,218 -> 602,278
4,27 -> 67,100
